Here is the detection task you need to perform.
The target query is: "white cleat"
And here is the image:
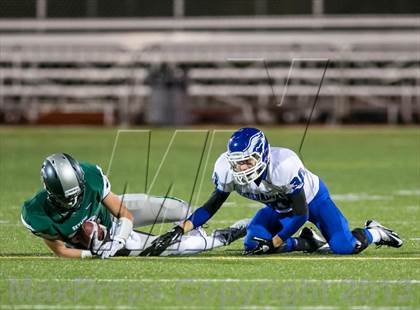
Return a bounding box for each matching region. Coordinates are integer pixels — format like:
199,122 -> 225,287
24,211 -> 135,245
365,219 -> 403,248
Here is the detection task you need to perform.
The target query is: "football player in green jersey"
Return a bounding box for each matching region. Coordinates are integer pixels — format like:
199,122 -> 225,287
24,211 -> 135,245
21,153 -> 248,259
21,153 -> 188,259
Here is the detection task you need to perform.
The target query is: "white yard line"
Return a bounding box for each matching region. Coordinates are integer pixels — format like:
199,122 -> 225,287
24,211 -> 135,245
0,306 -> 111,310
234,307 -> 412,310
0,305 -> 415,310
331,193 -> 392,202
5,278 -> 420,285
395,190 -> 420,196
0,306 -> 107,310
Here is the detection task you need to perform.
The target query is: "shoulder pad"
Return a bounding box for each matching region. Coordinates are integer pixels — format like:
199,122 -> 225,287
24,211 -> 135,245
269,149 -> 305,194
80,162 -> 111,199
212,153 -> 234,193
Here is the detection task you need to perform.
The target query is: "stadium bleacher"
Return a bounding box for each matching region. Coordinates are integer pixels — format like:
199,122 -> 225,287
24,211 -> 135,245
0,16 -> 419,124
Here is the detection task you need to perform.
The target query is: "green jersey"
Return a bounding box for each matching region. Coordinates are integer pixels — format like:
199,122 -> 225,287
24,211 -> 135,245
21,163 -> 113,246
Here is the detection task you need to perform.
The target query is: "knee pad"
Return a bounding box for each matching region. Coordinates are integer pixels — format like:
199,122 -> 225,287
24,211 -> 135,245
351,228 -> 369,254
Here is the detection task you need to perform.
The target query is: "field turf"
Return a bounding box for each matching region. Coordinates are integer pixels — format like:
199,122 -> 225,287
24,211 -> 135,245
0,126 -> 419,309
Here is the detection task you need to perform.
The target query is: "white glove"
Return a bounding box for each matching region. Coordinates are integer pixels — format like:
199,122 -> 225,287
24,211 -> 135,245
96,238 -> 125,259
89,230 -> 103,254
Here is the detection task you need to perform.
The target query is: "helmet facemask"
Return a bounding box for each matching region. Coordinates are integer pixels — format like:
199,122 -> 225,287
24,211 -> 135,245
227,151 -> 268,185
46,186 -> 84,211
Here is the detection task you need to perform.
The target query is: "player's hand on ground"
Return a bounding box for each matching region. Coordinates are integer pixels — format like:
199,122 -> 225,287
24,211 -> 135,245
140,225 -> 184,256
244,237 -> 275,255
96,238 -> 125,259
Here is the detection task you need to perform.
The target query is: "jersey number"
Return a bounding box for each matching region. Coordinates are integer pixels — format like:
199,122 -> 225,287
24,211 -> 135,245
290,168 -> 305,192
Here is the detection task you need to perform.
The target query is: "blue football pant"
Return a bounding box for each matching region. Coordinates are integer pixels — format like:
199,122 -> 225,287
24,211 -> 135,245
244,179 -> 365,254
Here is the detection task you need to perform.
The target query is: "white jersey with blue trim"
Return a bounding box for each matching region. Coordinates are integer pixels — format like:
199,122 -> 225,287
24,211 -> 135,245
212,147 -> 320,213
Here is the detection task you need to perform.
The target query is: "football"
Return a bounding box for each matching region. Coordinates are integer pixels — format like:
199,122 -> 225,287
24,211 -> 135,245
77,220 -> 105,249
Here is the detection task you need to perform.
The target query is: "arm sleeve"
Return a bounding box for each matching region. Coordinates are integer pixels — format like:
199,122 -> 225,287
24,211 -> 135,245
289,189 -> 308,216
187,189 -> 230,228
277,190 -> 308,240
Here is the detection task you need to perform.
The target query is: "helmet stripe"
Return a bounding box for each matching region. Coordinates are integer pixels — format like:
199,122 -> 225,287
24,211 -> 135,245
47,154 -> 80,198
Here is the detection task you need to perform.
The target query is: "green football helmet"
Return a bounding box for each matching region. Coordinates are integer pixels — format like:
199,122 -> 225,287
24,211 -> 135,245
41,153 -> 85,211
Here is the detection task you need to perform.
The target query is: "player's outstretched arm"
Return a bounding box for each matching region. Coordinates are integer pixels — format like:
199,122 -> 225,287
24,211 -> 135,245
183,189 -> 230,233
44,239 -> 92,259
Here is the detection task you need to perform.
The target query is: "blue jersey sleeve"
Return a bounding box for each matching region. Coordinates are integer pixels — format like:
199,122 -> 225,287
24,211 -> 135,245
188,189 -> 230,228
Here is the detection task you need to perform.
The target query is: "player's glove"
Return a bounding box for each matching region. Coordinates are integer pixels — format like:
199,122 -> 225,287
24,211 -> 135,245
140,225 -> 184,256
244,237 -> 276,255
89,230 -> 103,254
96,238 -> 125,259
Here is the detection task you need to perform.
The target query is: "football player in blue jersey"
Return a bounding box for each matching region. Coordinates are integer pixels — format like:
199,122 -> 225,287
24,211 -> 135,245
145,127 -> 403,255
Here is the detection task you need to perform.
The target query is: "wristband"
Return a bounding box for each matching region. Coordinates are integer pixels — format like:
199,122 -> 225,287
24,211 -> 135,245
114,217 -> 133,242
81,250 -> 93,259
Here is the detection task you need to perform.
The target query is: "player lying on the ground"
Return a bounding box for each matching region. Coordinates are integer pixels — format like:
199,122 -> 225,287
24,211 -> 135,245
76,217 -> 248,257
146,127 -> 403,256
21,153 -> 247,259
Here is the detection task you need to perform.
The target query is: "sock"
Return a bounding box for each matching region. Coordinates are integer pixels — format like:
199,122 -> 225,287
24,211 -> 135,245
364,228 -> 373,243
366,228 -> 381,243
286,238 -> 294,252
272,238 -> 294,253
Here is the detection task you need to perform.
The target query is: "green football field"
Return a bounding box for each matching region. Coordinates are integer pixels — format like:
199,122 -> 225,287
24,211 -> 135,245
0,126 -> 419,309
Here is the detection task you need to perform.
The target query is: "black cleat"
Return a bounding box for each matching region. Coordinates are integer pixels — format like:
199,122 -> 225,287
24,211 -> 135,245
365,220 -> 403,248
212,218 -> 249,245
298,227 -> 328,253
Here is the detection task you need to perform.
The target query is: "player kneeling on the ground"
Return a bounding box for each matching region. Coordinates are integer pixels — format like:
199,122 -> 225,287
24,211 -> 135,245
146,128 -> 403,256
21,153 -> 248,258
